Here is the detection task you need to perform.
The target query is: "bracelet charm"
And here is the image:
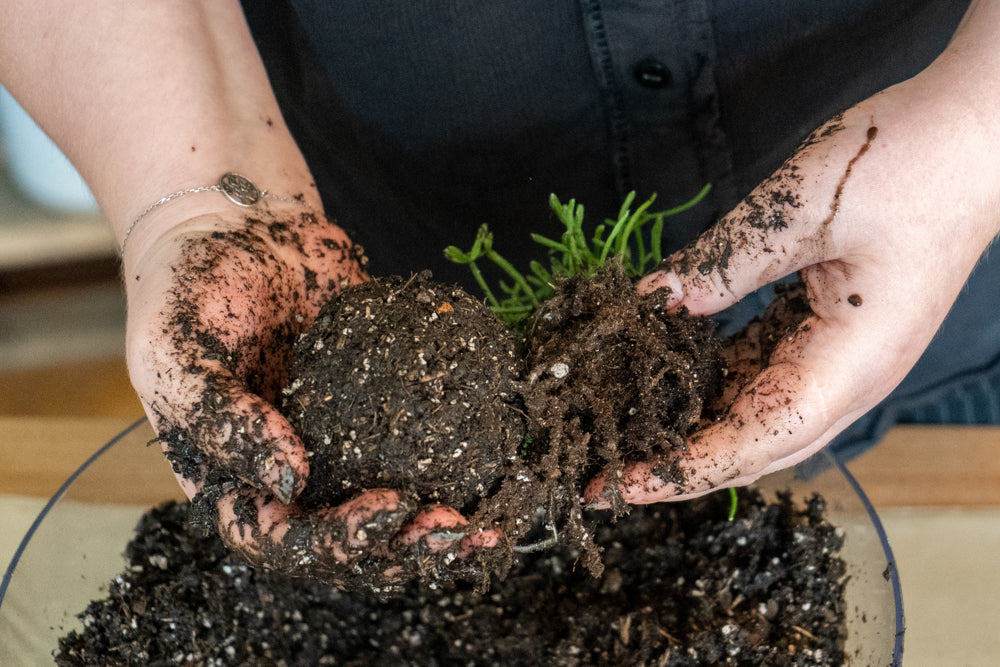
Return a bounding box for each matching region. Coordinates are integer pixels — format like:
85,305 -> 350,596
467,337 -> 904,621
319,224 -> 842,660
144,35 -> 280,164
219,172 -> 262,206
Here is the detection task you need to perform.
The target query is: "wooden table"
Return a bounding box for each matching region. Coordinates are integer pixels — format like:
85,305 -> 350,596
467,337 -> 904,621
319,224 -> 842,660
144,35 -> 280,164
2,418 -> 998,665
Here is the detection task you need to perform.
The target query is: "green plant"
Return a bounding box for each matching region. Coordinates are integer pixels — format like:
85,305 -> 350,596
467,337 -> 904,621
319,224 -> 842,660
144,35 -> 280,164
444,185 -> 711,328
445,185 -> 739,519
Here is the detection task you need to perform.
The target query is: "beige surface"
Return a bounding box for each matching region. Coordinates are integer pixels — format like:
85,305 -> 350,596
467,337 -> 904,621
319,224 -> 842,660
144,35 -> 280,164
1,495 -> 154,665
1,419 -> 999,665
879,508 -> 1000,667
844,425 -> 1000,508
0,417 -> 177,503
1,494 -> 46,586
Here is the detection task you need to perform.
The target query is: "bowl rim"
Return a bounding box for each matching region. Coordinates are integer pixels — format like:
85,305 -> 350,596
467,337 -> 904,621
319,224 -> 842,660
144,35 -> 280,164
1,418 -> 904,665
0,417 -> 147,606
828,449 -> 905,664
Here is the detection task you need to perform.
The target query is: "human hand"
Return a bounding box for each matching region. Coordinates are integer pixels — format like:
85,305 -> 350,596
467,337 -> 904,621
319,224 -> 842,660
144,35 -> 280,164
123,205 -> 496,588
586,43 -> 1000,505
2,0 -> 499,589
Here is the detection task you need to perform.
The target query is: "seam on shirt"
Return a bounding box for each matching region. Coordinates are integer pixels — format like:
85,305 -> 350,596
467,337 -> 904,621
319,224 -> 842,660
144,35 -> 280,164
686,0 -> 737,218
579,0 -> 634,198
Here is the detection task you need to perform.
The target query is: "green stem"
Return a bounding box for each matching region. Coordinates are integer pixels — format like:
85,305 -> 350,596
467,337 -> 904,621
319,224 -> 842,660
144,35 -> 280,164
487,248 -> 539,306
531,233 -> 569,253
659,182 -> 712,217
615,196 -> 656,258
468,259 -> 499,308
446,186 -> 712,330
649,217 -> 664,267
599,211 -> 630,265
571,202 -> 596,266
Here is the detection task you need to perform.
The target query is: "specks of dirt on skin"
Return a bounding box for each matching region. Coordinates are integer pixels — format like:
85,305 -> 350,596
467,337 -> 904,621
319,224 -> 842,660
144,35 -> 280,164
659,116 -> 875,297
664,147 -> 806,290
819,125 -> 879,229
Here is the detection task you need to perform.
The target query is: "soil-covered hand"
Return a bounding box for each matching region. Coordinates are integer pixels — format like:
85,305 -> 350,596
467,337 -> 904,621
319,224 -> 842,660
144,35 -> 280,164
124,207 -> 494,586
588,6 -> 1000,504
1,0 -> 497,589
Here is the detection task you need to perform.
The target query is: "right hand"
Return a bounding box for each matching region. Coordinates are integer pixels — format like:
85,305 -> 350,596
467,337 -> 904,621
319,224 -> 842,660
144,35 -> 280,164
123,203 -> 497,589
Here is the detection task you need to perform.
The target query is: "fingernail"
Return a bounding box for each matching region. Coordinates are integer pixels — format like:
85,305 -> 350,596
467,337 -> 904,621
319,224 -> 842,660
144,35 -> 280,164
638,271 -> 684,308
370,509 -> 406,531
429,530 -> 467,542
273,465 -> 299,504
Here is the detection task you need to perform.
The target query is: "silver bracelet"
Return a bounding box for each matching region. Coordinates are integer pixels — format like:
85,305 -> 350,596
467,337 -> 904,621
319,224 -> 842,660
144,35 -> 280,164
119,172 -> 316,256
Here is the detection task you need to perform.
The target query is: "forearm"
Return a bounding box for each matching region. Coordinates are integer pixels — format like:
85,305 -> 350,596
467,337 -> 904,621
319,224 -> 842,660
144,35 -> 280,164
0,0 -> 318,247
781,0 -> 1000,292
897,0 -> 1000,246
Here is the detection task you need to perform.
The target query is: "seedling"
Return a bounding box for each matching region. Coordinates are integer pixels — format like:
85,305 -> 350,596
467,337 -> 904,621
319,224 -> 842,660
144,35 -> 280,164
446,185 -> 737,520
444,185 -> 711,329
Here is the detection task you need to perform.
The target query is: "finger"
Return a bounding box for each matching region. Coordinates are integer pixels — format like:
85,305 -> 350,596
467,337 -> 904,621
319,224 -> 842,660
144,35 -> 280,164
397,506 -> 469,550
149,366 -> 309,503
332,489 -> 416,550
584,359 -> 832,506
587,306 -> 903,505
638,121 -> 879,314
127,230 -> 317,502
636,200 -> 824,315
216,487 -> 412,576
397,505 -> 501,558
637,233 -> 810,318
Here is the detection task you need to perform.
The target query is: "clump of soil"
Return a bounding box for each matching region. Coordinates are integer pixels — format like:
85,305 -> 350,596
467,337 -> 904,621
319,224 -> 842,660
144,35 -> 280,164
56,489 -> 847,666
516,261 -> 723,574
153,261 -> 717,592
269,261 -> 724,586
280,271 -> 525,512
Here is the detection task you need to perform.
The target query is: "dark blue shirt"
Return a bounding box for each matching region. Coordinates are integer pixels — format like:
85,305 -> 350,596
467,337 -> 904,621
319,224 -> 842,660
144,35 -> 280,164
243,1 -> 999,456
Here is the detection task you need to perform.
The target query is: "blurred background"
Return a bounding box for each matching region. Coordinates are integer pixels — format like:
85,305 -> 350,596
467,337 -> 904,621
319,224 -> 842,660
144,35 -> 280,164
0,86 -> 142,419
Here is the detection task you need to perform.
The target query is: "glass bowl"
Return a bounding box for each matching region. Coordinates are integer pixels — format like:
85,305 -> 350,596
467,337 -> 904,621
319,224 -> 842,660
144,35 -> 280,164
0,419 -> 903,665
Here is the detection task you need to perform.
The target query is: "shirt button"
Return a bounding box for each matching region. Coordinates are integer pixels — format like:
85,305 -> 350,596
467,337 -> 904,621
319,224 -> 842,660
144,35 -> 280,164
633,58 -> 672,89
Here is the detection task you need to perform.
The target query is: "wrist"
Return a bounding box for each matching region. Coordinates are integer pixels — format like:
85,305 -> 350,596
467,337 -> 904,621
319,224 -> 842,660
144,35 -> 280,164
119,172 -> 324,256
121,197 -> 366,303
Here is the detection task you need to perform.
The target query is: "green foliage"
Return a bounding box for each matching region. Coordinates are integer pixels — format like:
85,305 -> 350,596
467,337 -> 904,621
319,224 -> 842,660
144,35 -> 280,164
444,184 -> 711,328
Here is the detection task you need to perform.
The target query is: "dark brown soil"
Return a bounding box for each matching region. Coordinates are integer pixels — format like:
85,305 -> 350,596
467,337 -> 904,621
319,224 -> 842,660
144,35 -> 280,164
54,261 -> 851,664
56,489 -> 846,666
280,271 -> 524,513
266,262 -> 725,589
517,262 -> 723,575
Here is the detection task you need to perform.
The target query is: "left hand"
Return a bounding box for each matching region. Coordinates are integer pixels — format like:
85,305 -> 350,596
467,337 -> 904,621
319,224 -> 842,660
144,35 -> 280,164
586,2 -> 1000,505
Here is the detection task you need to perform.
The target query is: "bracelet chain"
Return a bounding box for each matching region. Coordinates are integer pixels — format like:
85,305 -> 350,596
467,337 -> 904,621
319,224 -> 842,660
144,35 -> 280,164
119,172 -> 317,256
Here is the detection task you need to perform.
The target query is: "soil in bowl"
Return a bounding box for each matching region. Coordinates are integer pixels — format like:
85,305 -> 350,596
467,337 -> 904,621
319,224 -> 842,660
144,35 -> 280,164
56,186 -> 855,663
54,268 -> 850,664
55,488 -> 846,666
